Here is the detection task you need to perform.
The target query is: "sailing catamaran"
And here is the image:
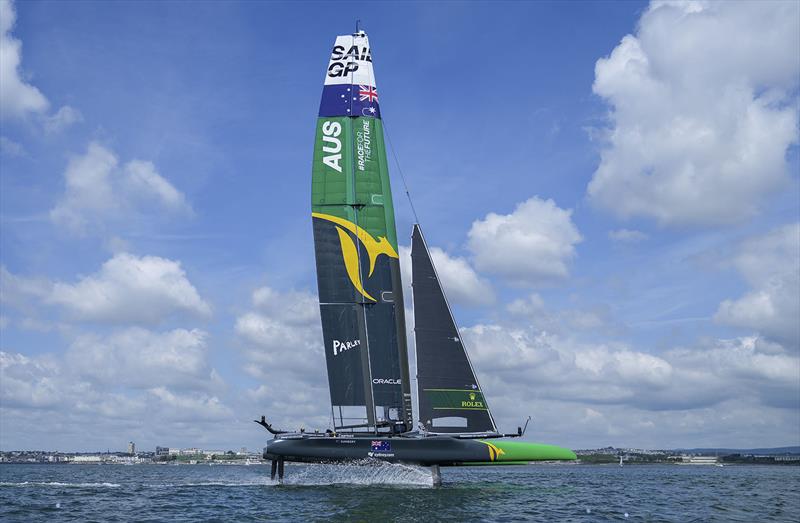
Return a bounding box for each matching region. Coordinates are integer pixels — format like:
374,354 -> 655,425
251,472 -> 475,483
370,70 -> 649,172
256,29 -> 576,484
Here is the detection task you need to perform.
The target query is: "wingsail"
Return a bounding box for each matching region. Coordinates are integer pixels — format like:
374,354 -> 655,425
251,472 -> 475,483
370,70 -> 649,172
311,31 -> 412,432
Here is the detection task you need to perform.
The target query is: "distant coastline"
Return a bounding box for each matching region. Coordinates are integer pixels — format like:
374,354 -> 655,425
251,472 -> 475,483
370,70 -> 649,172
575,446 -> 800,466
2,446 -> 798,465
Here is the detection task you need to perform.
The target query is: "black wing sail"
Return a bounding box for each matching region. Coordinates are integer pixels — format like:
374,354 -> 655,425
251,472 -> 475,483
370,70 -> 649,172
412,225 -> 498,434
311,32 -> 413,433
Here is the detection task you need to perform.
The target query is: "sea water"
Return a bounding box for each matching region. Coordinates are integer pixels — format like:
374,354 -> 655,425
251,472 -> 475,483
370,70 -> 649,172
1,462 -> 798,522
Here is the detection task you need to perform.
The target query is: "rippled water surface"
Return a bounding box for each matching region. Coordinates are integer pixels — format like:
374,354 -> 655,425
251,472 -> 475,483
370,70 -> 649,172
1,462 -> 798,522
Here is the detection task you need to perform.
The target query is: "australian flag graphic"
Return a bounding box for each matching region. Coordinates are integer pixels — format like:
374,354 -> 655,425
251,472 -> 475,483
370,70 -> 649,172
319,84 -> 381,119
370,440 -> 391,452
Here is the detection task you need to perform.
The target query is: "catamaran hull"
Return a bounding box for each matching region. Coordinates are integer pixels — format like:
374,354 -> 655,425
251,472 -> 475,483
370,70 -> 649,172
264,436 -> 576,466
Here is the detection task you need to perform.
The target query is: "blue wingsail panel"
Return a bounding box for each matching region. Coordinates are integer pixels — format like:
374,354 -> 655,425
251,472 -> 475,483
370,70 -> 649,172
318,34 -> 381,119
319,84 -> 381,118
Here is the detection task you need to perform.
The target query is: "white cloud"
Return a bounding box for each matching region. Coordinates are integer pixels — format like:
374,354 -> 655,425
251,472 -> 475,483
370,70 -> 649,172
464,325 -> 673,396
235,286 -> 322,375
507,293 -> 548,318
43,105 -> 83,133
250,285 -> 319,325
234,286 -> 332,429
49,142 -> 117,232
245,384 -> 271,403
0,0 -> 48,120
511,397 -> 798,450
5,327 -> 224,414
0,265 -> 50,310
2,254 -> 211,327
608,228 -> 648,243
462,324 -> 799,416
715,223 -> 800,346
399,244 -> 494,307
467,196 -> 582,285
50,142 -> 191,235
588,1 -> 799,226
0,351 -> 62,409
123,160 -> 190,212
147,387 -> 230,422
507,293 -> 612,334
0,135 -> 24,156
0,1 -> 82,131
65,327 -> 220,391
47,252 -> 211,324
0,344 -> 234,449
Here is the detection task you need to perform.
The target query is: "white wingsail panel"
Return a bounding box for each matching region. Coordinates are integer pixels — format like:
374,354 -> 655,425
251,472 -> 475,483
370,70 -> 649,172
323,33 -> 376,87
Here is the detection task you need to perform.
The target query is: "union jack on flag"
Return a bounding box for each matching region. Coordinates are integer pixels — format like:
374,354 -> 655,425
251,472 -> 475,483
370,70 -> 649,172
359,85 -> 379,103
371,440 -> 391,452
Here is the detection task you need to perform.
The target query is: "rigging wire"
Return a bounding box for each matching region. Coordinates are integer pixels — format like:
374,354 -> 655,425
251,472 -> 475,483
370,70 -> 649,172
382,119 -> 421,225
358,25 -> 420,225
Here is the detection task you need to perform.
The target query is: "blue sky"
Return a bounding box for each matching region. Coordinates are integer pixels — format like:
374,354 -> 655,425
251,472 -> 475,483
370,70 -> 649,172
1,0 -> 798,452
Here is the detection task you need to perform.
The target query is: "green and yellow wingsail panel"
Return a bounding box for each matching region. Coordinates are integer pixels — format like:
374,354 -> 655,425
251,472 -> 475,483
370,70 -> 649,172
311,32 -> 412,431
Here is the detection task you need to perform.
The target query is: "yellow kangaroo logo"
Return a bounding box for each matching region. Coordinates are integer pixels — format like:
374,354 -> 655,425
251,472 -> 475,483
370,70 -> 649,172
312,212 -> 398,302
480,441 -> 506,462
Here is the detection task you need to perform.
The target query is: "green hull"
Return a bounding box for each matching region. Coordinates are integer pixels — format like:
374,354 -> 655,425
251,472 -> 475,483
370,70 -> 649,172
478,440 -> 577,463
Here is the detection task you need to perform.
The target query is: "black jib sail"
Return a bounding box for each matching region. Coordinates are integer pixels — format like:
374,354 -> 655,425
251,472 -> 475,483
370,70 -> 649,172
412,225 -> 498,434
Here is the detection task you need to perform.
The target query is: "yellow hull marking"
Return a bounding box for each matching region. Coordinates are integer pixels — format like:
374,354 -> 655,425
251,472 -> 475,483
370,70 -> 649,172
479,441 -> 506,462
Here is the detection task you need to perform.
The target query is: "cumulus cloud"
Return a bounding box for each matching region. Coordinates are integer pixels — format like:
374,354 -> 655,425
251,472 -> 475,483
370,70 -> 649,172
462,324 -> 799,417
0,0 -> 80,131
608,228 -> 648,243
3,253 -> 211,325
43,105 -> 83,133
235,285 -> 331,428
715,223 -> 800,347
0,135 -> 24,156
47,252 -> 211,324
464,325 -> 673,398
49,142 -> 117,232
0,0 -> 48,120
50,142 -> 191,234
399,244 -> 494,307
588,1 -> 799,226
235,285 -> 323,377
467,196 -> 582,285
65,327 -> 221,391
0,351 -> 62,409
3,329 -> 223,408
123,160 -> 190,211
1,344 -> 233,449
147,387 -> 230,422
0,265 -> 50,309
512,397 -> 798,449
507,293 -> 613,334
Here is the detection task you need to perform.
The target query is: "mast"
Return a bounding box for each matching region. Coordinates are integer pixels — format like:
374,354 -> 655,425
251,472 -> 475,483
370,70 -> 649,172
311,30 -> 413,433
